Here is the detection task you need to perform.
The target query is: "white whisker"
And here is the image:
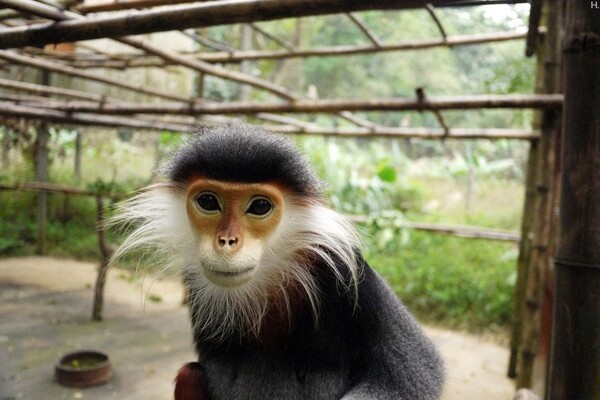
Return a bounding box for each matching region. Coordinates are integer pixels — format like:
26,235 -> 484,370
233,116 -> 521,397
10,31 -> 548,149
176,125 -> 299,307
110,185 -> 361,344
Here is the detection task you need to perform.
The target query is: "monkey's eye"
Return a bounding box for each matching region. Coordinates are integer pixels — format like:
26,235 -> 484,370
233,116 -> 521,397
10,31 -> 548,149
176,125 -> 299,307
246,197 -> 273,216
195,192 -> 221,213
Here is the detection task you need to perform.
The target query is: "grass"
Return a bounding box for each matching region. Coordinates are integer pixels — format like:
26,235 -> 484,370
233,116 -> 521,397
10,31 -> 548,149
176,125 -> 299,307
364,231 -> 517,333
0,191 -> 102,259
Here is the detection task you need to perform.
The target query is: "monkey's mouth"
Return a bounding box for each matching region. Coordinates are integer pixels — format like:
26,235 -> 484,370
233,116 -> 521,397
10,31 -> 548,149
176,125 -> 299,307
203,266 -> 256,287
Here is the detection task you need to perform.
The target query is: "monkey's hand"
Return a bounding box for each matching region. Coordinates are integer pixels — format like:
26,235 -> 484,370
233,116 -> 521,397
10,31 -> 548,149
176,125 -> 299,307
174,362 -> 209,400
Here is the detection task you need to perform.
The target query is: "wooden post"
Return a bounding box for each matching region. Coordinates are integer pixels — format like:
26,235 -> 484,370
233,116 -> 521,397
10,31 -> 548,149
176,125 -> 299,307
508,135 -> 538,378
35,70 -> 50,255
239,23 -> 252,101
509,0 -> 562,394
1,127 -> 9,170
92,195 -> 111,321
512,0 -> 562,393
548,1 -> 600,399
74,130 -> 82,181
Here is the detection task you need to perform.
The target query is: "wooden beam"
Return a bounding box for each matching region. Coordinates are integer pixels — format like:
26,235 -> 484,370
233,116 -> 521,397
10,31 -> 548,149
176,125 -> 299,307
60,30 -> 529,68
349,215 -> 520,242
75,0 -> 228,13
250,23 -> 295,51
0,101 -> 193,131
0,181 -> 123,199
0,50 -> 191,102
346,13 -> 382,47
0,98 -> 540,140
28,93 -> 563,115
0,0 -> 509,49
261,124 -> 539,140
525,0 -> 543,57
74,0 -> 529,14
0,77 -> 119,102
425,4 -> 448,40
92,195 -> 111,321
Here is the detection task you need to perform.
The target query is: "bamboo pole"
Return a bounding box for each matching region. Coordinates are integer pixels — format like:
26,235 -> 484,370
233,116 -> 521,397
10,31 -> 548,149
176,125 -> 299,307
55,31 -> 528,68
75,0 -> 234,13
346,13 -> 382,47
35,125 -> 49,255
349,215 -> 520,242
0,76 -> 120,102
250,23 -> 295,51
0,50 -> 191,102
0,83 -> 201,127
336,111 -> 380,129
260,124 -> 539,140
509,137 -> 540,379
0,0 -> 516,49
0,181 -> 123,199
525,0 -> 543,57
35,70 -> 50,256
0,102 -> 192,131
548,0 -> 600,398
75,0 -> 529,14
425,4 -> 448,40
92,195 -> 111,321
515,1 -> 561,391
74,130 -> 81,180
0,100 -> 539,139
25,93 -> 563,115
1,128 -> 9,170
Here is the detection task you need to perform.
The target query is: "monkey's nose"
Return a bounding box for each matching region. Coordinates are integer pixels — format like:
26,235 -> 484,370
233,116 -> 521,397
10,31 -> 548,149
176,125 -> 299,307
218,236 -> 239,248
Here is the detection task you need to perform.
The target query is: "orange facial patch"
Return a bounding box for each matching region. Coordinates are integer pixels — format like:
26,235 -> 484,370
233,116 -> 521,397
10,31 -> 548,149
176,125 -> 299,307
185,178 -> 285,254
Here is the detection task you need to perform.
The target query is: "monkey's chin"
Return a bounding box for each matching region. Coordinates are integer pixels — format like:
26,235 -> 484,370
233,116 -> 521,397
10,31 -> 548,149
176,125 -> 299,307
203,267 -> 256,288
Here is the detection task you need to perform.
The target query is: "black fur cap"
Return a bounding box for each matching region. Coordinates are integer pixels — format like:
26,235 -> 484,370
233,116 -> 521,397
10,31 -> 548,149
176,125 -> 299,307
166,124 -> 323,197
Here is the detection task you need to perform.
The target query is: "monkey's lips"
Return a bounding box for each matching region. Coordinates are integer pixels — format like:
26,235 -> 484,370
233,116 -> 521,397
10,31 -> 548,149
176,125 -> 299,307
203,266 -> 256,287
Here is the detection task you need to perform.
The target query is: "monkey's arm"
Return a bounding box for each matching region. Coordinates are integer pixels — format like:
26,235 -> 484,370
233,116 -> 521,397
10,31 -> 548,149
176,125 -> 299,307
342,264 -> 445,400
174,362 -> 209,400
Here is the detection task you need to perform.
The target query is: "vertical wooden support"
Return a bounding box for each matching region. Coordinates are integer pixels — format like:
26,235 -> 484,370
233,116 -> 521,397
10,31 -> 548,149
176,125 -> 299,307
34,130 -> 48,255
35,71 -> 50,255
1,128 -> 9,170
548,1 -> 600,399
74,130 -> 82,181
509,139 -> 538,378
92,195 -> 111,321
510,1 -> 562,391
239,23 -> 252,101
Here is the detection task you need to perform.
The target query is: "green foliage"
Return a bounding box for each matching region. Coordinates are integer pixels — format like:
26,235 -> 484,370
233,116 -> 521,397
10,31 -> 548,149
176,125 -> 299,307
296,134 -> 522,331
298,136 -> 422,215
365,231 -> 517,331
0,191 -> 100,258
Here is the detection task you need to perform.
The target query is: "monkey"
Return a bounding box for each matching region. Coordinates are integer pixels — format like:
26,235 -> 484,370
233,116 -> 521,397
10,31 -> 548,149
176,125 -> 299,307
111,124 -> 445,400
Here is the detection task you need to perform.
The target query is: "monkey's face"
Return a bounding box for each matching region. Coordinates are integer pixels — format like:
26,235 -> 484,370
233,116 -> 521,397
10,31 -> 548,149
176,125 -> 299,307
185,178 -> 285,288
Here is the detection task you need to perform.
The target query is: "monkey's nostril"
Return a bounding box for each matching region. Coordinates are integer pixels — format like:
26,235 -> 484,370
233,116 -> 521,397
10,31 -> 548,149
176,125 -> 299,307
218,237 -> 238,247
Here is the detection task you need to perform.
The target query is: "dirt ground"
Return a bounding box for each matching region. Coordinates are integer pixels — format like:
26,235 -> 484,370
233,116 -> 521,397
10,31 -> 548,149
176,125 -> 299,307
0,256 -> 516,400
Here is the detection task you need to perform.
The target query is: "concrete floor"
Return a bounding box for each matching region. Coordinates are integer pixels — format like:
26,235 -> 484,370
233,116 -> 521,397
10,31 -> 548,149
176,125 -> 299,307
0,257 -> 515,400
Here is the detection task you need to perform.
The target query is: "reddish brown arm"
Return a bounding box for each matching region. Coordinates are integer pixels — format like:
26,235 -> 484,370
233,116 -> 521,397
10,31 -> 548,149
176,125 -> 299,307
174,362 -> 208,400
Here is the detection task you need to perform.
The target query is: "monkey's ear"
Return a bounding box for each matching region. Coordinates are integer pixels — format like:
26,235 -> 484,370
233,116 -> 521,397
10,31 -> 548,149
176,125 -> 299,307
174,362 -> 208,400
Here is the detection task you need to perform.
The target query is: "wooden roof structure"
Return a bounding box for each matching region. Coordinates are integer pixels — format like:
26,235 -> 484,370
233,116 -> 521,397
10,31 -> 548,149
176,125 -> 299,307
0,0 -> 558,139
0,1 -> 598,400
